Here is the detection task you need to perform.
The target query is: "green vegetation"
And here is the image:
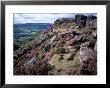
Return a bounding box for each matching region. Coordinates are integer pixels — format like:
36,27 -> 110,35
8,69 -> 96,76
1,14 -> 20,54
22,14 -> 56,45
37,53 -> 45,61
83,35 -> 95,42
54,46 -> 66,54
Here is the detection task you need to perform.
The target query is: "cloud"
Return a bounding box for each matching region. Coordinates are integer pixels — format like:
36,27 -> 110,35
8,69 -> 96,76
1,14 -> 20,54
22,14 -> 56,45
14,13 -> 97,24
14,13 -> 74,24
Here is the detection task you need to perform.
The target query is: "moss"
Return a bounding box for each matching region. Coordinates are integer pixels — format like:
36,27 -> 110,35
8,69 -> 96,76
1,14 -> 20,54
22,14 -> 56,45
88,38 -> 96,49
89,38 -> 96,45
67,51 -> 80,68
83,35 -> 95,41
54,47 -> 66,54
37,53 -> 45,60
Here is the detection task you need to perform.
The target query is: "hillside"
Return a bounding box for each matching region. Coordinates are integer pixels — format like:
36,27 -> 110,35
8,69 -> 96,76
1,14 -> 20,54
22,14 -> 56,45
14,14 -> 97,75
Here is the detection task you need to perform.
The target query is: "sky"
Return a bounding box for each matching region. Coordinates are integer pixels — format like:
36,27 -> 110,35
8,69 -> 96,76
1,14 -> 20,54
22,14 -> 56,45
14,13 -> 96,24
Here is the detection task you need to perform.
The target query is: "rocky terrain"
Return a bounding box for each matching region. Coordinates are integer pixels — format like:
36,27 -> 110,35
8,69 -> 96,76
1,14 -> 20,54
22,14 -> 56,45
14,14 -> 97,75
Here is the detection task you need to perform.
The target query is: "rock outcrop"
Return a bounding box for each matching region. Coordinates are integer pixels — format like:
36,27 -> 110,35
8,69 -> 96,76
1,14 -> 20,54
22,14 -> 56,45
79,47 -> 97,75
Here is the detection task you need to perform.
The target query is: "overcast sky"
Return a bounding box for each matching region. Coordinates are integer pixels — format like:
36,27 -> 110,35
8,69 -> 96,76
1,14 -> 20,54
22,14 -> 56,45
14,13 -> 96,24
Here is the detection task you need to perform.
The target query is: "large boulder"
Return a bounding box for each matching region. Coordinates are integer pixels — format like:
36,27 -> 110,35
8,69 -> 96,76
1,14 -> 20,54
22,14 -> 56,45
80,47 -> 97,75
75,14 -> 87,22
75,15 -> 87,28
80,47 -> 96,63
54,18 -> 74,26
87,15 -> 97,21
86,19 -> 97,29
78,20 -> 86,28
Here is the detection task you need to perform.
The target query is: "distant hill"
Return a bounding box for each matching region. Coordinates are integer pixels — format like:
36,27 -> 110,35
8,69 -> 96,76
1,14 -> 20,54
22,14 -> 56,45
14,23 -> 52,45
14,23 -> 52,30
